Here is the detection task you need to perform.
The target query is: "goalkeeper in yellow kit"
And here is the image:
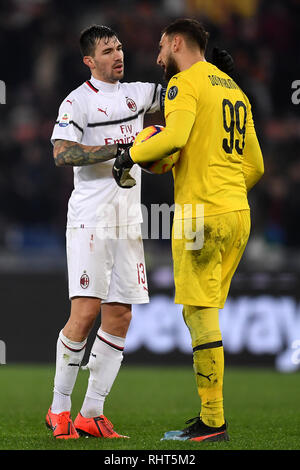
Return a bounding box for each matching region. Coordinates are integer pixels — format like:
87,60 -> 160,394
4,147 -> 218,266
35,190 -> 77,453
113,18 -> 264,442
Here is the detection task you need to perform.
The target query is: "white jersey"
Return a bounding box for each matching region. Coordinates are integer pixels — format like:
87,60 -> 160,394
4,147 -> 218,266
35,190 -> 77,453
51,76 -> 162,227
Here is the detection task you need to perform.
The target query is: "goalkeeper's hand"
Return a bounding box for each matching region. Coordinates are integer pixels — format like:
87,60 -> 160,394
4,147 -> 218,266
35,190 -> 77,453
113,145 -> 136,188
116,143 -> 133,152
211,47 -> 235,76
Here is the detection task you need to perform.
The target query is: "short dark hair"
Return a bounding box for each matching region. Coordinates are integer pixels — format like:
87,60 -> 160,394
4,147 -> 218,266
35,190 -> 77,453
79,25 -> 118,57
162,18 -> 209,53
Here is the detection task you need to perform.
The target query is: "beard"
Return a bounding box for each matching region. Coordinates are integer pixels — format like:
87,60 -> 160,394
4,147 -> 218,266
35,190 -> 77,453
94,59 -> 124,83
164,55 -> 180,82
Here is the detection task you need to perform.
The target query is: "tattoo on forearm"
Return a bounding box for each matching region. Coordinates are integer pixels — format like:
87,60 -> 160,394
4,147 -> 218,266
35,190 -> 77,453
54,140 -> 117,166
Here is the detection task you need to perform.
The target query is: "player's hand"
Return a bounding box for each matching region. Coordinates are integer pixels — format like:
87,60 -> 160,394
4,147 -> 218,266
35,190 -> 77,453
116,142 -> 133,153
212,47 -> 234,76
112,146 -> 136,188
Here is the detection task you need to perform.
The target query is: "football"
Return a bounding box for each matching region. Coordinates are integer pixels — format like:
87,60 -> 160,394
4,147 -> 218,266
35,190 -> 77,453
133,125 -> 179,174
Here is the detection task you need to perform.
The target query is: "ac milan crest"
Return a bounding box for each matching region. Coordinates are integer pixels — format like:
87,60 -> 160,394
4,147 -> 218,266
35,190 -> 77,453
80,272 -> 89,289
126,97 -> 137,112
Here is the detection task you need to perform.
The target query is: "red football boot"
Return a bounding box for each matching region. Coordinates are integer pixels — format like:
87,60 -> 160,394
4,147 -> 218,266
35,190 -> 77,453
46,408 -> 79,440
74,413 -> 129,438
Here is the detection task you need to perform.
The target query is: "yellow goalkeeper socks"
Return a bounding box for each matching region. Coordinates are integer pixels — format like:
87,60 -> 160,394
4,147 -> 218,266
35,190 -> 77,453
183,305 -> 225,428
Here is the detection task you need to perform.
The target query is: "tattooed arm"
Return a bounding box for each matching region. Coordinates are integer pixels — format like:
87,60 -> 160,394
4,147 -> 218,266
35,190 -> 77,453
53,139 -> 118,167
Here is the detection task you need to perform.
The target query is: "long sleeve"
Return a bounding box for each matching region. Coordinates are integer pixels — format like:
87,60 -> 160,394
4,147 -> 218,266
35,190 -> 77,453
242,132 -> 264,191
242,96 -> 264,191
130,109 -> 195,163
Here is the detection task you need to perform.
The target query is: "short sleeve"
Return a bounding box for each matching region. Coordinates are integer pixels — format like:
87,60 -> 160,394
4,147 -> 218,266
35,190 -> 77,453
50,95 -> 87,145
138,82 -> 163,114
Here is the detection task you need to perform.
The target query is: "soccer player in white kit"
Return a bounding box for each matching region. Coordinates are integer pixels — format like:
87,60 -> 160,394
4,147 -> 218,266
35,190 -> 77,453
45,25 -> 163,439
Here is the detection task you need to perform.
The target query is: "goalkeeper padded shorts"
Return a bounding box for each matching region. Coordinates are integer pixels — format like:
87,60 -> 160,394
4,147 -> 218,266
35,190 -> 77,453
172,210 -> 250,308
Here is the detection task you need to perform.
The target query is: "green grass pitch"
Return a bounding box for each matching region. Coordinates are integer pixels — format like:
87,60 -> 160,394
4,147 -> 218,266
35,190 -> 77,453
0,364 -> 299,451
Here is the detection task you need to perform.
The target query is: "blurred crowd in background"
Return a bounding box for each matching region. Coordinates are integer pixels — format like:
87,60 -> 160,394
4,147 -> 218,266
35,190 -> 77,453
0,0 -> 300,273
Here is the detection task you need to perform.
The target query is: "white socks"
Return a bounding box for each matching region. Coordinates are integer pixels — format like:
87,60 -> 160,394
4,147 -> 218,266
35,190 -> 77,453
51,328 -> 125,417
80,328 -> 125,418
51,330 -> 87,414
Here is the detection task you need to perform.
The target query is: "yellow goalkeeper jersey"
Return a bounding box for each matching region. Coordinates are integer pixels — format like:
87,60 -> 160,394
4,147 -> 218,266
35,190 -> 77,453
165,61 -> 252,218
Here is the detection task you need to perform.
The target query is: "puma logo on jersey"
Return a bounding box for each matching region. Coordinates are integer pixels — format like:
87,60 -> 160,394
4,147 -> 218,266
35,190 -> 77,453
98,107 -> 108,116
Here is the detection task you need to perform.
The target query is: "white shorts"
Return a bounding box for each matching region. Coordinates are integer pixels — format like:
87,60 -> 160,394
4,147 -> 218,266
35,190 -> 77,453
66,225 -> 149,304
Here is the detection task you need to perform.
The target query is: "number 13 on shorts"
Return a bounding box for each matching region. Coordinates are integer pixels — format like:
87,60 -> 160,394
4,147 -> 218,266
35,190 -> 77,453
137,262 -> 148,292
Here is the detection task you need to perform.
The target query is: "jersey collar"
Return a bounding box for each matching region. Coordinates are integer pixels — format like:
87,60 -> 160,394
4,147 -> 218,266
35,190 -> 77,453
88,76 -> 120,94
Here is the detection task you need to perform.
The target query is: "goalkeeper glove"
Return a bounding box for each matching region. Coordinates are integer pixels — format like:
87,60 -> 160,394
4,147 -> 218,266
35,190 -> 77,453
212,47 -> 235,76
116,143 -> 133,152
113,145 -> 136,188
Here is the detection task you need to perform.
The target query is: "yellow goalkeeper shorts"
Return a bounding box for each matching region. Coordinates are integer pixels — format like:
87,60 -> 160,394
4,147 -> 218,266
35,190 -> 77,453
172,210 -> 250,308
